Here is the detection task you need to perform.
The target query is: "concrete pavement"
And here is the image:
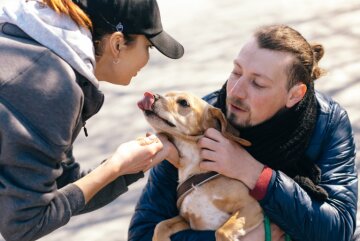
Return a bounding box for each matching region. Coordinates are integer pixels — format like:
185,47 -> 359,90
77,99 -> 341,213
1,0 -> 359,240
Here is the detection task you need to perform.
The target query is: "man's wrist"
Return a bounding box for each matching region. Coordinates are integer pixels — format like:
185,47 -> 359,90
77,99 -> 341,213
242,160 -> 265,189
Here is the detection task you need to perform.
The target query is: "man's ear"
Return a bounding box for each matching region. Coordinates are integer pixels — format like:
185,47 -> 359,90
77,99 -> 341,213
206,106 -> 251,146
286,83 -> 307,108
108,32 -> 126,57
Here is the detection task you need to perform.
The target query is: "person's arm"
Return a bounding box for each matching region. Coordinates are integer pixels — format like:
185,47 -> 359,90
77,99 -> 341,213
74,136 -> 162,203
198,107 -> 357,241
128,160 -> 216,241
0,48 -> 163,241
56,148 -> 146,214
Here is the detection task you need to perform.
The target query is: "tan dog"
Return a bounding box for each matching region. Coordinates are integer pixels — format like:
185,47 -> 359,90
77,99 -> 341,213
138,91 -> 263,241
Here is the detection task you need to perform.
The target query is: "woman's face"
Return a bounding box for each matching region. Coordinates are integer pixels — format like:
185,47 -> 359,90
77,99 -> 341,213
95,34 -> 152,85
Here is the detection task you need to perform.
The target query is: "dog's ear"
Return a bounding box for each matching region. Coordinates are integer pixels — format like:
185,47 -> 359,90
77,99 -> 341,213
206,106 -> 251,147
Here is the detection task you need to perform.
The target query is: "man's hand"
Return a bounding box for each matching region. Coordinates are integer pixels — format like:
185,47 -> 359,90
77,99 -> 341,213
197,128 -> 264,189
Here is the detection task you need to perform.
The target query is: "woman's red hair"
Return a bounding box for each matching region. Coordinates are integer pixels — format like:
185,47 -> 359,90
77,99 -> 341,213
43,0 -> 92,29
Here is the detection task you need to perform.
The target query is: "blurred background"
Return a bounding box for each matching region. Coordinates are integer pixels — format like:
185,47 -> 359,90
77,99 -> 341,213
1,0 -> 359,240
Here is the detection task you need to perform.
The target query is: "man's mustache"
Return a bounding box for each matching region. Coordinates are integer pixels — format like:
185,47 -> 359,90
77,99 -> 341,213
226,97 -> 250,112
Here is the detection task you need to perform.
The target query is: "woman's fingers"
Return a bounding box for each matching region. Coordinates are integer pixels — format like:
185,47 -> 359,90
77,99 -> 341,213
149,134 -> 179,166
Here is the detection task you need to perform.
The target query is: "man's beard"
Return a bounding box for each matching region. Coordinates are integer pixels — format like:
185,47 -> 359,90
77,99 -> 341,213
227,111 -> 252,129
226,96 -> 252,129
226,100 -> 289,130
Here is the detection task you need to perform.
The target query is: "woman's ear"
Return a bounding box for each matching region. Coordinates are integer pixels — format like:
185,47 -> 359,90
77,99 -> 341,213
108,32 -> 126,57
286,83 -> 307,108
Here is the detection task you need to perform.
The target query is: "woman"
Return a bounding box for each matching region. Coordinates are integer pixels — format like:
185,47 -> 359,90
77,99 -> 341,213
0,0 -> 182,240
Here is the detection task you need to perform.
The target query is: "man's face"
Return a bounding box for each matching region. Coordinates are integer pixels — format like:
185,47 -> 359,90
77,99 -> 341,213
226,37 -> 299,128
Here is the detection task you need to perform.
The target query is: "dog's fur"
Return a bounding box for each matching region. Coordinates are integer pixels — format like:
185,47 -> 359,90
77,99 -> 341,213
140,91 -> 264,241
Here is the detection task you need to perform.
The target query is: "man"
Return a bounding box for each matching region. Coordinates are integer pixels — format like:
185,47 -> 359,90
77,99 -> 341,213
128,25 -> 357,241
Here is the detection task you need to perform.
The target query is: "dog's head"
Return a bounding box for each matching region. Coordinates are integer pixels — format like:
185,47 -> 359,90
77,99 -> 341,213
138,91 -> 250,146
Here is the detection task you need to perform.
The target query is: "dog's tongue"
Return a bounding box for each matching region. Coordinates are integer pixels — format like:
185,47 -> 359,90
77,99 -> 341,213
137,92 -> 155,111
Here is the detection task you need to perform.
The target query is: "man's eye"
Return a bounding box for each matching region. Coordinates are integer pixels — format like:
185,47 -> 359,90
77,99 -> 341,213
252,80 -> 265,88
177,99 -> 190,107
231,71 -> 241,76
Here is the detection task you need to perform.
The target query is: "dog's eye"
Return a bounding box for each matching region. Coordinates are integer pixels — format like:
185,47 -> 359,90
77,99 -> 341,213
177,99 -> 190,108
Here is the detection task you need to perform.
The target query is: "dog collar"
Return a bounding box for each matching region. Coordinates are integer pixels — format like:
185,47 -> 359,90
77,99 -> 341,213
176,171 -> 220,209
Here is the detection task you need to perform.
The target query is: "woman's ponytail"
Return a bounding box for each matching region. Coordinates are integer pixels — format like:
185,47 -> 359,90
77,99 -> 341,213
43,0 -> 92,29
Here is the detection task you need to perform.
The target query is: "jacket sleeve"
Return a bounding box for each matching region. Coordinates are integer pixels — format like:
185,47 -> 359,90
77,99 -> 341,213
260,106 -> 357,241
57,153 -> 144,214
128,161 -> 216,241
0,45 -> 91,241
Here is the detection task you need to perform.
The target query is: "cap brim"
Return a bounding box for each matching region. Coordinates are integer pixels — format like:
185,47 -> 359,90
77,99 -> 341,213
148,31 -> 184,59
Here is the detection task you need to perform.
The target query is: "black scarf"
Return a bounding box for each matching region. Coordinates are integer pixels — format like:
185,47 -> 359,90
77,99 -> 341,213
214,81 -> 323,186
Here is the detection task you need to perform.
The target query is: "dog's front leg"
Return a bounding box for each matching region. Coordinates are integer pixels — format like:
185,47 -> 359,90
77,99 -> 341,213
216,205 -> 263,241
215,210 -> 246,241
153,215 -> 190,241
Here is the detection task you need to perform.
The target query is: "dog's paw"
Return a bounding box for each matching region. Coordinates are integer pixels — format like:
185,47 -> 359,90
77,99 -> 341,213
216,228 -> 245,241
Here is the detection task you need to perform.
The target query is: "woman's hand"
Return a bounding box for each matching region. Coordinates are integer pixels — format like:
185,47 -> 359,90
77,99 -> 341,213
74,134 -> 177,204
106,133 -> 179,175
106,134 -> 164,176
148,133 -> 179,170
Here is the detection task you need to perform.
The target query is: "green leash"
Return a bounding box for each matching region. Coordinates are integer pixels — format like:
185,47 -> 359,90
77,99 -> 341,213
264,216 -> 291,241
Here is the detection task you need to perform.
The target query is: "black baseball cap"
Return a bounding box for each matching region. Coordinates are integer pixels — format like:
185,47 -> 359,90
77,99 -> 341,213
75,0 -> 184,59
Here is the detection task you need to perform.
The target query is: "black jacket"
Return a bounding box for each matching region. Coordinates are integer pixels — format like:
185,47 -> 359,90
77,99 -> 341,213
128,90 -> 357,241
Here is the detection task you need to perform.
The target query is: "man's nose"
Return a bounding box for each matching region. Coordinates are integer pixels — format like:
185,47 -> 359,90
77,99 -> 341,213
229,77 -> 247,99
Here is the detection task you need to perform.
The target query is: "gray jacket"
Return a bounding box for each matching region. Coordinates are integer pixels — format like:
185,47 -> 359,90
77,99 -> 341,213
0,23 -> 143,241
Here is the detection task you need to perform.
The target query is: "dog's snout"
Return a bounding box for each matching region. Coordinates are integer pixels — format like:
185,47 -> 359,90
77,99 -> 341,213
154,94 -> 161,101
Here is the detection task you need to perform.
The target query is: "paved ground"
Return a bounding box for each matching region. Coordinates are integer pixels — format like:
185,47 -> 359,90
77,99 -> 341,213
1,0 -> 359,240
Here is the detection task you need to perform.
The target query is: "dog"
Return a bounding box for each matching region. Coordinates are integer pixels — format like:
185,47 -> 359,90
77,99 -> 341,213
138,91 -> 264,241
137,91 -> 326,241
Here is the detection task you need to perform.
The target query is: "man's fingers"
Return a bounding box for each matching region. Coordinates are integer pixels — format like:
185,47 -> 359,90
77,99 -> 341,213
198,136 -> 219,151
199,159 -> 217,171
204,128 -> 223,142
200,149 -> 218,161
